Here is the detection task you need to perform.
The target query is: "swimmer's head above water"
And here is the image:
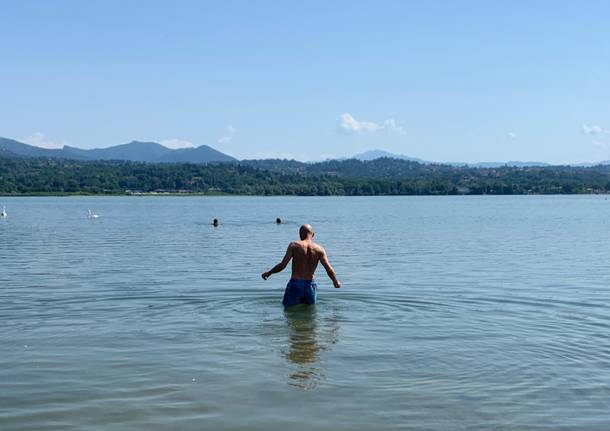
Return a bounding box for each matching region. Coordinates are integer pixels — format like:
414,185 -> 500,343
276,217 -> 282,224
212,218 -> 219,227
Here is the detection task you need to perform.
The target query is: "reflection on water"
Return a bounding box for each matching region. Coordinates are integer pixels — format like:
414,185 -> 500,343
283,305 -> 340,390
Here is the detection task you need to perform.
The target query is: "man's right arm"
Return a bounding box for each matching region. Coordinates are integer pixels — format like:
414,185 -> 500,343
262,243 -> 293,280
319,248 -> 341,288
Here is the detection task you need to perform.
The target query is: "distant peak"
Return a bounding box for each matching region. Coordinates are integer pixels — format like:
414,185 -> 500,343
351,149 -> 427,163
126,140 -> 161,146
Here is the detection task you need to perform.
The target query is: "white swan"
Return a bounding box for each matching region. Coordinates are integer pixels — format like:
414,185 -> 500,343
87,209 -> 99,219
0,206 -> 6,217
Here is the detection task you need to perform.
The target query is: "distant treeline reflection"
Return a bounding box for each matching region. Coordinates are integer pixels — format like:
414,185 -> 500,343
2,156 -> 610,195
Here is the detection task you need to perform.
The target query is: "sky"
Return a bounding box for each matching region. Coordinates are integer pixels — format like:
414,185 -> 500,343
2,0 -> 610,163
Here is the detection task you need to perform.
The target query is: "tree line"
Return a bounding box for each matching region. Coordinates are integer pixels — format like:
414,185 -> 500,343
1,156 -> 610,195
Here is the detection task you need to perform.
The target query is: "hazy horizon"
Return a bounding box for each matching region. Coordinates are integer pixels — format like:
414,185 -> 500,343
2,1 -> 610,163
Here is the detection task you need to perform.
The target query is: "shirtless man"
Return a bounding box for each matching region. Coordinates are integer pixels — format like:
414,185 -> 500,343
262,224 -> 341,306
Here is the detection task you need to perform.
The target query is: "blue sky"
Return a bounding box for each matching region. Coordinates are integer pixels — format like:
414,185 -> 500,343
2,0 -> 610,163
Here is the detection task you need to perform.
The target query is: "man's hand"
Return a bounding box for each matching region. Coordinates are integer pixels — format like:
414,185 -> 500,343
262,245 -> 292,281
334,280 -> 341,289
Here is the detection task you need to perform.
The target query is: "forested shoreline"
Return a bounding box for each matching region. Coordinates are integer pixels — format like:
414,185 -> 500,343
2,156 -> 610,196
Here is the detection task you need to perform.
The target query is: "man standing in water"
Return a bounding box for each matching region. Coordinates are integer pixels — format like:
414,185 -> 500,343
262,224 -> 341,306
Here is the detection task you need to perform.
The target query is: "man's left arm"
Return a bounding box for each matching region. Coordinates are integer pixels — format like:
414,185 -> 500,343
262,244 -> 293,280
320,247 -> 341,288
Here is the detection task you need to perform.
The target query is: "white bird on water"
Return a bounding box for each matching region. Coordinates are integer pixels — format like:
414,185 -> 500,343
87,209 -> 99,219
0,206 -> 6,218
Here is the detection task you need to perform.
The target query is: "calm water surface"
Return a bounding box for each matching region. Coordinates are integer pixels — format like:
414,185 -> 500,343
1,196 -> 610,430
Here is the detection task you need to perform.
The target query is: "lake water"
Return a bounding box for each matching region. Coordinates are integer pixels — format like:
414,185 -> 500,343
1,196 -> 610,430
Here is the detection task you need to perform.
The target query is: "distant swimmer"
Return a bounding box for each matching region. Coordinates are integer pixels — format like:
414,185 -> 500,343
276,217 -> 282,224
212,218 -> 219,227
262,224 -> 341,307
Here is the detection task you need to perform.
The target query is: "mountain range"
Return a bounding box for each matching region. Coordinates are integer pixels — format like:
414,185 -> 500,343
0,137 -> 237,164
350,149 -> 428,163
351,149 -> 553,167
1,137 -> 607,167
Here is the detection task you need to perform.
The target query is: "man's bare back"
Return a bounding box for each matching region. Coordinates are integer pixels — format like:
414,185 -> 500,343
288,239 -> 324,280
262,224 -> 341,306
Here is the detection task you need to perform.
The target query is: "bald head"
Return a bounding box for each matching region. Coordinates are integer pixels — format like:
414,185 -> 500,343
299,224 -> 314,240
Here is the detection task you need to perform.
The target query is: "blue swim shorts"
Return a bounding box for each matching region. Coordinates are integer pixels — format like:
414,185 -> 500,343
282,279 -> 317,306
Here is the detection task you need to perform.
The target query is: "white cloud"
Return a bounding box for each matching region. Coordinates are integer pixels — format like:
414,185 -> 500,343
382,118 -> 405,134
337,113 -> 405,135
507,132 -> 516,139
582,125 -> 610,152
160,138 -> 195,149
338,113 -> 382,133
23,132 -> 66,149
582,124 -> 609,135
217,125 -> 236,145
